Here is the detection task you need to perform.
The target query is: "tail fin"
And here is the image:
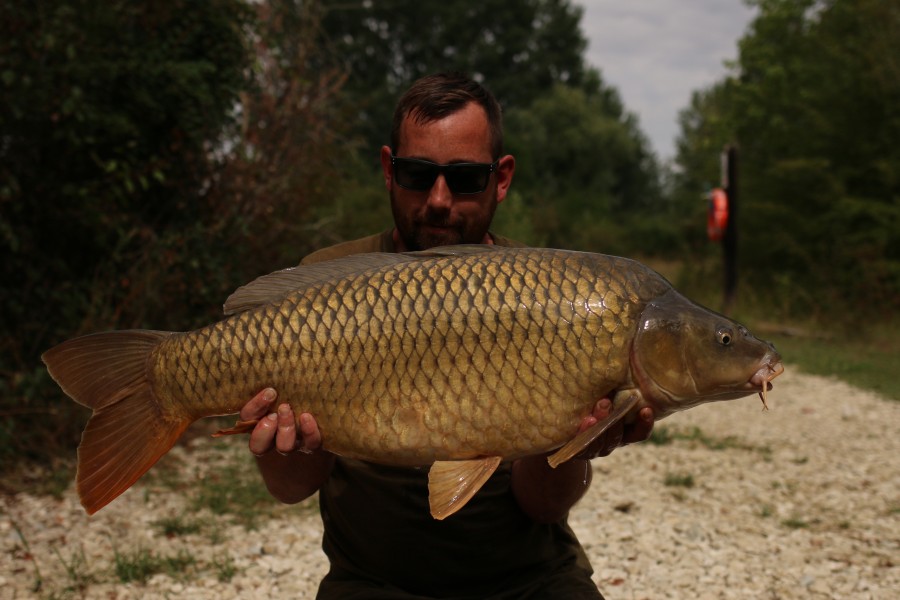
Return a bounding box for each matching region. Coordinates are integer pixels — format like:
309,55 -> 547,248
42,330 -> 191,514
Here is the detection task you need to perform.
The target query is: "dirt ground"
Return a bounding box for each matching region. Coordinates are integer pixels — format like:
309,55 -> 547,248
2,368 -> 898,599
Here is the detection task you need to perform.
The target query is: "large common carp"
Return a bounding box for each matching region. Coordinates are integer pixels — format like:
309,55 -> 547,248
43,246 -> 783,519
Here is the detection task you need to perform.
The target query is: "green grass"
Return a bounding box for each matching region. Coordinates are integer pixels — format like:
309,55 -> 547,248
112,546 -> 196,584
152,515 -> 204,538
650,425 -> 771,456
211,553 -> 239,582
143,442 -> 303,531
51,545 -> 97,594
766,328 -> 900,401
189,451 -> 285,529
780,517 -> 812,530
11,520 -> 43,594
664,472 -> 695,488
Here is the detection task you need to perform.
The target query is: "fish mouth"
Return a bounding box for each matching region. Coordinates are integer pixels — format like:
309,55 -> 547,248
663,357 -> 785,406
750,359 -> 785,410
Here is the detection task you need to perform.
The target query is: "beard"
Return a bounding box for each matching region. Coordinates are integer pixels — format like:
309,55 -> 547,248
390,188 -> 498,252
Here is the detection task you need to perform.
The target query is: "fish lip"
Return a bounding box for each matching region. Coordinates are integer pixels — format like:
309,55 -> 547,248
750,359 -> 785,390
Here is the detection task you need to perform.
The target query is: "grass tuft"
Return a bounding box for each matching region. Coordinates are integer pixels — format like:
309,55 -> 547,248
212,553 -> 239,582
664,472 -> 695,488
112,546 -> 196,584
190,451 -> 281,529
152,515 -> 204,538
650,425 -> 770,455
51,545 -> 96,593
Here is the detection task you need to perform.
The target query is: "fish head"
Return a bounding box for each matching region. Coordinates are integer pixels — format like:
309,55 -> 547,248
631,290 -> 784,416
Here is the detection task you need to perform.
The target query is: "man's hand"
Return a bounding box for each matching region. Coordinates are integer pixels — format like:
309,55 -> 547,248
573,398 -> 655,460
240,388 -> 334,504
239,388 -> 323,457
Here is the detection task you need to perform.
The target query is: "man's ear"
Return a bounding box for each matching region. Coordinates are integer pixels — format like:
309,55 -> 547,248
380,145 -> 393,191
494,154 -> 515,204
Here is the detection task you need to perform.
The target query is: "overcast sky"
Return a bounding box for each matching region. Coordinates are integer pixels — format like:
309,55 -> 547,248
576,1 -> 756,163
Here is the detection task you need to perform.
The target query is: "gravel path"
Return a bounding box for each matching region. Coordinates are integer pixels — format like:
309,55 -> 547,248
2,368 -> 898,599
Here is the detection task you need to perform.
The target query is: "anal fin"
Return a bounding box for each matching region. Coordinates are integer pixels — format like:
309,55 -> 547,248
428,457 -> 502,520
547,392 -> 642,468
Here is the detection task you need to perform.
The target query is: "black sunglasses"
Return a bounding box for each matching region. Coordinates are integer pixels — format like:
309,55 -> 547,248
391,155 -> 499,195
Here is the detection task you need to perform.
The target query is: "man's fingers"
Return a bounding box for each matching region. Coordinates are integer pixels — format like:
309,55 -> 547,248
275,403 -> 298,453
576,415 -> 597,434
299,413 -> 322,451
599,423 -> 624,457
623,407 -> 654,445
248,412 -> 278,456
576,398 -> 613,434
592,398 -> 612,421
240,388 -> 277,421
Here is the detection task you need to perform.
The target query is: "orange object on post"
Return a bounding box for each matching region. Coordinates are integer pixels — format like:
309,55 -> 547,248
707,188 -> 729,242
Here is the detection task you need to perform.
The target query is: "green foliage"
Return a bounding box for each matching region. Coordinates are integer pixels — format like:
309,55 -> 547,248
318,0 -> 595,149
0,0 -> 254,469
504,84 -> 665,253
490,191 -> 542,247
308,156 -> 395,248
672,0 -> 900,319
0,1 -> 352,478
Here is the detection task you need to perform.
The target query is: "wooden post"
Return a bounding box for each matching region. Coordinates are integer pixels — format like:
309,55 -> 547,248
722,145 -> 738,312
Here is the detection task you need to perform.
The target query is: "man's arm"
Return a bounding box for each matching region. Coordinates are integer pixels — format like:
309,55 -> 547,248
511,400 -> 654,523
241,389 -> 334,504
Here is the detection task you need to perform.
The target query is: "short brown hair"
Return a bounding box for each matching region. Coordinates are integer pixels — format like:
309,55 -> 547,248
390,72 -> 503,159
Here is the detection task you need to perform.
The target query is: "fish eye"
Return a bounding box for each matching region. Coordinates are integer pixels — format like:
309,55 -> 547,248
717,327 -> 733,346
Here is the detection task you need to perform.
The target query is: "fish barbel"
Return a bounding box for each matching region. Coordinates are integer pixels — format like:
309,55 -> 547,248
42,245 -> 783,518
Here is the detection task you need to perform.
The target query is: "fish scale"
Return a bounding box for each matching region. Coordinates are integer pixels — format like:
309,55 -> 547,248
151,251 -> 635,463
42,245 -> 783,518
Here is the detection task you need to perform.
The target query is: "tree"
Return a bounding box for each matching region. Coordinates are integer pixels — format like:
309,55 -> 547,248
0,0 -> 255,469
0,0 -> 352,473
671,0 -> 900,316
668,82 -> 737,253
317,0 -> 594,151
505,84 -> 663,253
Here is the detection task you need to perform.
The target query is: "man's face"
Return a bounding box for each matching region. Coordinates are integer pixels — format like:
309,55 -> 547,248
381,102 -> 515,251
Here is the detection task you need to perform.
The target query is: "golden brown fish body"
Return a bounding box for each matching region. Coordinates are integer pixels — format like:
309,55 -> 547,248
43,246 -> 783,518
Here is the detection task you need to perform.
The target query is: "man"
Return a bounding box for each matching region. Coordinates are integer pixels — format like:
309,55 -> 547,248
239,72 -> 655,599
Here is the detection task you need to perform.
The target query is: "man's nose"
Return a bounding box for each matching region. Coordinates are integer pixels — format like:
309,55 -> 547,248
426,175 -> 453,210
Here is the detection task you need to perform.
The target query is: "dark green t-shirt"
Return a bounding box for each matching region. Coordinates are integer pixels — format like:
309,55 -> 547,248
302,231 -> 600,600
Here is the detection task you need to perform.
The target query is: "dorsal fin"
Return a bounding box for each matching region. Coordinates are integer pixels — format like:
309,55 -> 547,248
223,253 -> 414,315
405,244 -> 505,258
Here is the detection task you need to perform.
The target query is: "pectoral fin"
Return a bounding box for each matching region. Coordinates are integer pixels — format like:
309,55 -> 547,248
211,419 -> 260,437
547,392 -> 642,468
428,457 -> 502,520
